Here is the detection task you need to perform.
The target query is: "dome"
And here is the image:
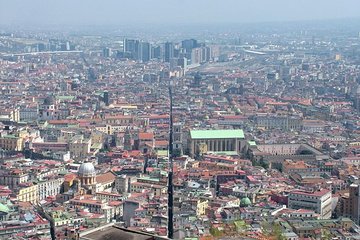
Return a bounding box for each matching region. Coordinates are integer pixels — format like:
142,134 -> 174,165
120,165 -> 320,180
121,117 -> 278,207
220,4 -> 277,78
78,162 -> 96,177
43,96 -> 55,105
240,197 -> 251,207
0,203 -> 10,213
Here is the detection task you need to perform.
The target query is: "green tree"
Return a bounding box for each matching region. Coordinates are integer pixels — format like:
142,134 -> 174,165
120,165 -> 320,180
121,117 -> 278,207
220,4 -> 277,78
273,223 -> 285,240
172,149 -> 181,157
261,221 -> 285,240
321,228 -> 332,240
210,227 -> 222,237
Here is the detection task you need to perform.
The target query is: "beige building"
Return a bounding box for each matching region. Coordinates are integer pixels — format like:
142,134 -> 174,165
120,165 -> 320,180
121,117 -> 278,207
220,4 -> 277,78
196,199 -> 209,216
0,170 -> 29,189
16,183 -> 38,203
69,136 -> 91,159
0,135 -> 24,151
95,124 -> 128,135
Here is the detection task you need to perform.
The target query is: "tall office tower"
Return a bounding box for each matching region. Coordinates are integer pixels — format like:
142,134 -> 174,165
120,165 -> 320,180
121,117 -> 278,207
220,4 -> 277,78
124,38 -> 134,52
182,39 -> 198,60
191,47 -> 202,65
102,47 -> 112,58
151,45 -> 161,59
65,41 -> 71,51
37,43 -> 46,52
60,43 -> 67,51
124,39 -> 140,59
177,57 -> 188,70
181,39 -> 198,52
139,42 -> 151,62
193,72 -> 201,87
204,46 -> 211,62
201,47 -> 208,63
164,42 -> 174,62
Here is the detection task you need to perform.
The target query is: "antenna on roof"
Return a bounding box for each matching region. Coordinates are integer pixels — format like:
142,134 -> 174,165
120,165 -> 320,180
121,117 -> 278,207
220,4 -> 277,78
167,83 -> 174,239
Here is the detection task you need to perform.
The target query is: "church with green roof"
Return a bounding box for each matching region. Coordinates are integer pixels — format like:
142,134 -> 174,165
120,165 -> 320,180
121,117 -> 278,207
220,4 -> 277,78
189,129 -> 245,157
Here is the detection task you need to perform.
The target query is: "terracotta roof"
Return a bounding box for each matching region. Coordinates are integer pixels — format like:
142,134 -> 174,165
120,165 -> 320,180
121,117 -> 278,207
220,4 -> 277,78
96,172 -> 116,184
155,140 -> 168,146
139,132 -> 154,140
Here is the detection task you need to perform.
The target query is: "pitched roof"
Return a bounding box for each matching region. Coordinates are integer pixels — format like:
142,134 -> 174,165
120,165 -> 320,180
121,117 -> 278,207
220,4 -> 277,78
139,132 -> 154,140
96,172 -> 116,184
190,129 -> 244,139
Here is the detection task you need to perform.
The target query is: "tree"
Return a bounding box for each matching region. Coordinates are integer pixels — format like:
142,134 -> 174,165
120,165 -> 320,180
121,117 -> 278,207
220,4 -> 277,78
209,227 -> 222,237
321,228 -> 332,240
261,221 -> 285,240
172,149 -> 181,158
259,157 -> 269,169
273,223 -> 285,240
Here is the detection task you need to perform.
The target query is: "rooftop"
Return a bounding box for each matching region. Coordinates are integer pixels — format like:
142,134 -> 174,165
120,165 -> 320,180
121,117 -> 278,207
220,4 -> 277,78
80,224 -> 167,240
190,129 -> 244,139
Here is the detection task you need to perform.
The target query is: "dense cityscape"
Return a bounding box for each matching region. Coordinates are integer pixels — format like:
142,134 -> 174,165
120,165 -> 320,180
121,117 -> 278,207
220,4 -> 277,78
2,2 -> 360,240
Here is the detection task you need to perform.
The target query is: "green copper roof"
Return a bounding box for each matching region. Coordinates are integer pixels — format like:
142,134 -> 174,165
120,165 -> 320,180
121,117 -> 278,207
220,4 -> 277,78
56,96 -> 75,101
208,151 -> 239,156
190,129 -> 244,139
240,197 -> 251,207
2,135 -> 18,139
0,203 -> 10,213
248,141 -> 257,146
156,150 -> 168,157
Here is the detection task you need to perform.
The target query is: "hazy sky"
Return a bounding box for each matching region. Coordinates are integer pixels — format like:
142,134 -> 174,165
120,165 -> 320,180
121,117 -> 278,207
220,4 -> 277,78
1,0 -> 360,26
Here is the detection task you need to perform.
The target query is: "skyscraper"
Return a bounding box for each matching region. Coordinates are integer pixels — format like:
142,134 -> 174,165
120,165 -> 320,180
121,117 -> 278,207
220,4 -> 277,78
181,39 -> 198,53
139,42 -> 151,62
102,47 -> 112,58
164,42 -> 174,63
151,45 -> 161,59
124,39 -> 140,60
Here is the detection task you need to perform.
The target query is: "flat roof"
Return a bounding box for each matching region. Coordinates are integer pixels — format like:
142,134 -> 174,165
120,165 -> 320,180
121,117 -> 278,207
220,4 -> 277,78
190,129 -> 244,139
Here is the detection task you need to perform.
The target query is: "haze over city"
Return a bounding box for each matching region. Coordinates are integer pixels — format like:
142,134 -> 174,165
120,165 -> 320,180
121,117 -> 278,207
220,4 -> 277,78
1,1 -> 360,240
1,0 -> 360,26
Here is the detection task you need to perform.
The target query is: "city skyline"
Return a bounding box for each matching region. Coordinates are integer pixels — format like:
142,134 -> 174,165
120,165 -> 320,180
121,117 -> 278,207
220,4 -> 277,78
2,1 -> 360,239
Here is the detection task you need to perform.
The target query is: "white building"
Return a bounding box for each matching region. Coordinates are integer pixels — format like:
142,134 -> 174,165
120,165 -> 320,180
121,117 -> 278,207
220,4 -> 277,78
37,177 -> 64,201
288,189 -> 332,219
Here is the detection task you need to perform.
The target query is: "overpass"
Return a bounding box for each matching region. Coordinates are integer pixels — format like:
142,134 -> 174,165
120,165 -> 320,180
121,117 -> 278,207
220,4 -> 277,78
0,50 -> 83,57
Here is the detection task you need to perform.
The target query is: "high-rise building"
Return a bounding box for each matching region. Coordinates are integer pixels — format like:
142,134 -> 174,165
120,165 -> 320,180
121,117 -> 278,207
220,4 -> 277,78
151,45 -> 161,59
193,72 -> 201,87
177,57 -> 188,70
181,39 -> 198,52
191,48 -> 202,65
164,42 -> 174,63
139,42 -> 151,62
124,38 -> 135,53
124,39 -> 140,60
103,47 -> 112,58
